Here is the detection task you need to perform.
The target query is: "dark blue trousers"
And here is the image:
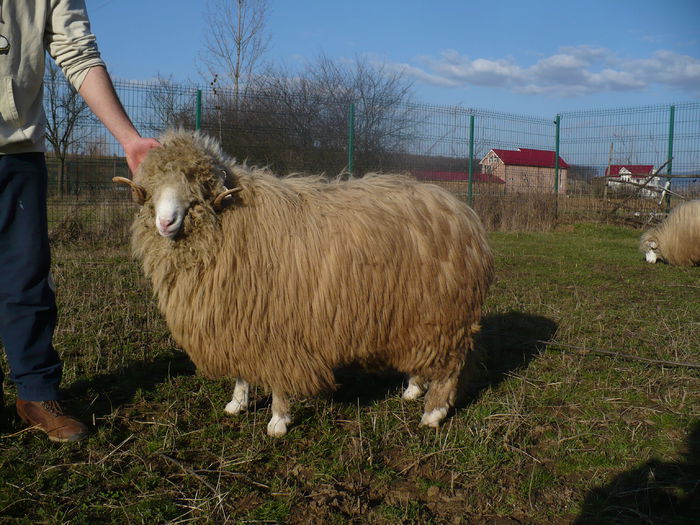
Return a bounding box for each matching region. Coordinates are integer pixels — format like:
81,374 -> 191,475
0,153 -> 62,401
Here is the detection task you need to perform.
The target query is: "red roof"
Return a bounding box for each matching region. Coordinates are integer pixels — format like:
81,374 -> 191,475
486,148 -> 569,169
606,165 -> 654,177
412,170 -> 505,184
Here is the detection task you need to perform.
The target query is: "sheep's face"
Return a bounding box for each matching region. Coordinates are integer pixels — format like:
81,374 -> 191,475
113,169 -> 240,240
113,131 -> 242,240
114,170 -> 203,239
145,170 -> 237,240
152,182 -> 191,239
642,239 -> 660,263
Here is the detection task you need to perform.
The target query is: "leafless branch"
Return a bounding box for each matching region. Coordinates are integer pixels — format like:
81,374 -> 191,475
44,60 -> 91,195
200,0 -> 270,103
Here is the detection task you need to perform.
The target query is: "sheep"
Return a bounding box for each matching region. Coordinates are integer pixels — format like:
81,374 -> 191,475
114,129 -> 495,436
640,200 -> 700,266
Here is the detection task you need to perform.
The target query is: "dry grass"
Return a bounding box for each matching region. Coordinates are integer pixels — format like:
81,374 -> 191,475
48,200 -> 136,243
474,193 -> 558,232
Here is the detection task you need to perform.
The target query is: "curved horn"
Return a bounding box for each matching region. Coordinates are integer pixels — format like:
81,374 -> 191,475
213,187 -> 242,211
112,176 -> 147,205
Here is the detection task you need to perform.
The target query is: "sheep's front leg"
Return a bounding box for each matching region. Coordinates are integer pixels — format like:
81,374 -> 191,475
267,391 -> 291,437
224,378 -> 249,415
402,375 -> 427,400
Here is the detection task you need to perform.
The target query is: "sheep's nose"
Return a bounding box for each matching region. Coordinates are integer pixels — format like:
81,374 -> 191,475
159,217 -> 175,229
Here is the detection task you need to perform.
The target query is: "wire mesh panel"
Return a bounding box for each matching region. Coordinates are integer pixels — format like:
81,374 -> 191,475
468,111 -> 558,230
560,105 -> 668,222
40,74 -> 700,238
560,103 -> 700,224
672,102 -> 700,195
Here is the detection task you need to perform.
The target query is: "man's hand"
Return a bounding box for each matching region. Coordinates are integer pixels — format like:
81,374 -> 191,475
124,137 -> 161,174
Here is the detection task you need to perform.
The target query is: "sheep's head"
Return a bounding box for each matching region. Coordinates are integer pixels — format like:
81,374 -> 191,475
113,131 -> 241,239
640,233 -> 661,264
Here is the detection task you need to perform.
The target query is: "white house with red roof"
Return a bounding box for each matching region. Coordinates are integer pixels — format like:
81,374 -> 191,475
480,148 -> 568,194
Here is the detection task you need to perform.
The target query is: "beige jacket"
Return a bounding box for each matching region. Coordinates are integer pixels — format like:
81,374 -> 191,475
0,0 -> 105,154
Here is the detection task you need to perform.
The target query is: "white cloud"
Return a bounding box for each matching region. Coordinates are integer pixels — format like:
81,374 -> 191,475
419,50 -> 525,88
394,45 -> 700,98
597,69 -> 647,91
386,60 -> 457,87
625,50 -> 700,91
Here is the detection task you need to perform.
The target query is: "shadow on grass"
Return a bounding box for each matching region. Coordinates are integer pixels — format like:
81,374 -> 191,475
330,310 -> 558,410
63,351 -> 196,420
53,311 -> 557,424
468,310 -> 558,400
331,368 -> 406,406
574,421 -> 700,524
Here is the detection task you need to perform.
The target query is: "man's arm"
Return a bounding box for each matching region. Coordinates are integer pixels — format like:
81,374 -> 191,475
79,66 -> 159,174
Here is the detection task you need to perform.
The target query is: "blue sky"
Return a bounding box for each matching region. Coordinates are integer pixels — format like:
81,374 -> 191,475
88,0 -> 700,117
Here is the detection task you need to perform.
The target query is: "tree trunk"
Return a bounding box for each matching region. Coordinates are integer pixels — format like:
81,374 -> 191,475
58,160 -> 66,197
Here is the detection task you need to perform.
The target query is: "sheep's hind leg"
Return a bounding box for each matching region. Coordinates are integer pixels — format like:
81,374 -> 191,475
420,371 -> 459,428
402,375 -> 428,400
224,378 -> 249,415
267,391 -> 291,437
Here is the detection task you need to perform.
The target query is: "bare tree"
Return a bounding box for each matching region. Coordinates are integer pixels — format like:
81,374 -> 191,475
146,75 -> 196,134
308,54 -> 415,152
200,0 -> 270,107
44,59 -> 91,196
240,54 -> 416,174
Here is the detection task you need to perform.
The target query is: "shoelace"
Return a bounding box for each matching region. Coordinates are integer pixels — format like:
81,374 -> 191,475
40,400 -> 64,417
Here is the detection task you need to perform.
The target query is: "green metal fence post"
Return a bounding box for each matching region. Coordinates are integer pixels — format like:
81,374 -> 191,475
468,114 -> 475,207
554,114 -> 561,219
666,104 -> 675,212
195,89 -> 202,130
347,103 -> 355,176
554,114 -> 561,195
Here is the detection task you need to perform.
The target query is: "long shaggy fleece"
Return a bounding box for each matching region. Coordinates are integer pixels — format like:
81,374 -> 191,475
640,199 -> 700,266
130,130 -> 495,399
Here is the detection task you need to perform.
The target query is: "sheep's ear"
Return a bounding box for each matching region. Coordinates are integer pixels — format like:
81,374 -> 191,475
213,187 -> 242,211
112,176 -> 147,205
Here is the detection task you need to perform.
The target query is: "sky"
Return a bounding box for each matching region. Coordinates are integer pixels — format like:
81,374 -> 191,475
87,0 -> 700,117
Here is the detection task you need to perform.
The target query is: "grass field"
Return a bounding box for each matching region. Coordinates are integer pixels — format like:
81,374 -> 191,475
1,224 -> 699,523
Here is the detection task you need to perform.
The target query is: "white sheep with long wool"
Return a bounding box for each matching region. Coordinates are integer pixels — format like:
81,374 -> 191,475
114,130 -> 495,436
640,199 -> 700,266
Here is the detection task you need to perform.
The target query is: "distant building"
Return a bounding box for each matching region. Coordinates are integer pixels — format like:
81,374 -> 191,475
480,148 -> 568,194
411,170 -> 505,197
605,165 -> 662,198
412,170 -> 505,184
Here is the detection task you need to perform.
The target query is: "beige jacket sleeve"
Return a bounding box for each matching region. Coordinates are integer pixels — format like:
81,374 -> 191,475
45,0 -> 106,91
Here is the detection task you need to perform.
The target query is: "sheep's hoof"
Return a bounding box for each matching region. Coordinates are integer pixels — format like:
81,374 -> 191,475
420,407 -> 448,428
402,383 -> 424,400
224,399 -> 247,415
267,415 -> 291,437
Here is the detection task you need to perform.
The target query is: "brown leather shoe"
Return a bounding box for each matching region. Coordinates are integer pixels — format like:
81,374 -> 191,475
16,399 -> 89,443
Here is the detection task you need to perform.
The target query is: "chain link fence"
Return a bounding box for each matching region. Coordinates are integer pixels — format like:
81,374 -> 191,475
44,77 -> 700,240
